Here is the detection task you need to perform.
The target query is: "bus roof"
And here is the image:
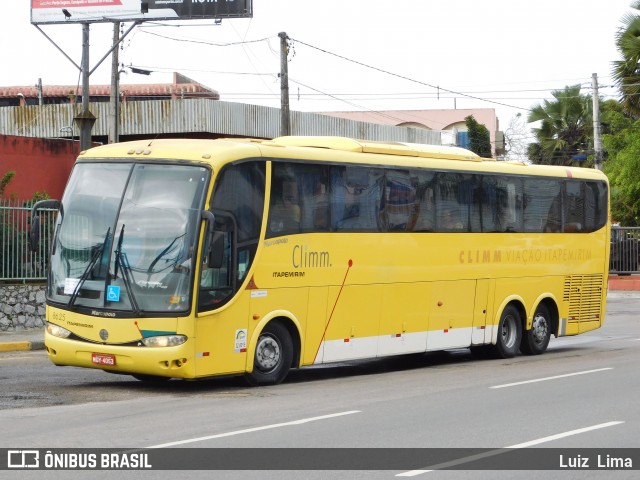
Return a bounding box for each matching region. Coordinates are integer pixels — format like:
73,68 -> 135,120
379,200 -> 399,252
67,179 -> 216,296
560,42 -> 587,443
78,136 -> 608,182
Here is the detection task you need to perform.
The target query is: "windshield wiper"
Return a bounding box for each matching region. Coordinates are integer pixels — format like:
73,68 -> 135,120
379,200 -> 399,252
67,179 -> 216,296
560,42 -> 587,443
68,228 -> 110,307
112,224 -> 142,316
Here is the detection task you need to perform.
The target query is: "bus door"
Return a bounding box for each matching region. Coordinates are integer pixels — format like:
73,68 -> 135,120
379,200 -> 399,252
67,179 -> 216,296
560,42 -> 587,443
426,280 -> 475,351
194,224 -> 251,377
194,160 -> 265,377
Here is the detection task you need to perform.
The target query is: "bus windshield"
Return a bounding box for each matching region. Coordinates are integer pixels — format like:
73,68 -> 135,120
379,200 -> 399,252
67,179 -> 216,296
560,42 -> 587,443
48,162 -> 209,314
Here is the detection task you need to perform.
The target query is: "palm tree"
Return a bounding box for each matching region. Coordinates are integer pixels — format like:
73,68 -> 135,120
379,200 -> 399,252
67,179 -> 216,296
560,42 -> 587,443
612,1 -> 640,118
527,85 -> 592,166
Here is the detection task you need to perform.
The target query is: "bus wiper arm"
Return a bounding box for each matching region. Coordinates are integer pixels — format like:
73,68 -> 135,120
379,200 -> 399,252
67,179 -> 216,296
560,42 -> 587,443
68,227 -> 110,307
113,224 -> 142,316
113,223 -> 125,279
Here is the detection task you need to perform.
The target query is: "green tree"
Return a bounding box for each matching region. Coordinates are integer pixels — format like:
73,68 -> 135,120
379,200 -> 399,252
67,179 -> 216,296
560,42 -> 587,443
464,115 -> 492,157
0,170 -> 15,197
527,85 -> 592,166
612,0 -> 640,117
602,100 -> 640,225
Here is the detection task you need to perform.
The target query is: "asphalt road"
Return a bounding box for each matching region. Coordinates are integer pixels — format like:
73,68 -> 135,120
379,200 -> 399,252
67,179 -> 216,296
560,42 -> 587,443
1,293 -> 638,479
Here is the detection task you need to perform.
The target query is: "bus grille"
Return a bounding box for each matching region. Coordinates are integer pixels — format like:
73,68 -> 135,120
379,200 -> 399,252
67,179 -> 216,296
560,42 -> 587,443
563,275 -> 604,321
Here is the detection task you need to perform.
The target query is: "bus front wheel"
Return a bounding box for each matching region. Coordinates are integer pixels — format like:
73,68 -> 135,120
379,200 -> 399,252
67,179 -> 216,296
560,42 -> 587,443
520,304 -> 551,355
245,322 -> 293,386
492,305 -> 522,358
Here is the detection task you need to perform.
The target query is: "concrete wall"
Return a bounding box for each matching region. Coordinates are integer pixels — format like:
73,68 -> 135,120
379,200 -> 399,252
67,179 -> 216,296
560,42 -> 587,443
0,135 -> 80,200
0,284 -> 46,331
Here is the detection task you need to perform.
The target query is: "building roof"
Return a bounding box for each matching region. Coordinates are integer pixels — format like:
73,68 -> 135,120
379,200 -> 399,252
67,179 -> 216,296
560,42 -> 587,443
0,73 -> 219,100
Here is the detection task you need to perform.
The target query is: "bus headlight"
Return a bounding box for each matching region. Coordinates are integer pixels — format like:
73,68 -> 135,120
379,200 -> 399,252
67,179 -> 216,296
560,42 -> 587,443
46,322 -> 72,339
141,335 -> 187,347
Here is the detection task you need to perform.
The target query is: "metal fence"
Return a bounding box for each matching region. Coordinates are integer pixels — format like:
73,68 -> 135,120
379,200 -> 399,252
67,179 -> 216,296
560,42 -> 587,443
0,200 -> 56,281
610,226 -> 640,275
2,200 -> 639,281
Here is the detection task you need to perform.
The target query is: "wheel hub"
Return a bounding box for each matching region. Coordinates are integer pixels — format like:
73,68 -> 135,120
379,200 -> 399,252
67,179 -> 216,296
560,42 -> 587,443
532,314 -> 548,343
255,335 -> 280,372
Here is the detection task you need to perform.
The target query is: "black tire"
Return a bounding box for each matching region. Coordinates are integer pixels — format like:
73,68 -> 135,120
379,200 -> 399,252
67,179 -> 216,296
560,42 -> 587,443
491,304 -> 522,358
520,304 -> 551,355
245,322 -> 293,386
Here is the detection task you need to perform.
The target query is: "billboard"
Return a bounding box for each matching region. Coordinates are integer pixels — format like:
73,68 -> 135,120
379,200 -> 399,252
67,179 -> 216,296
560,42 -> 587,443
31,0 -> 253,25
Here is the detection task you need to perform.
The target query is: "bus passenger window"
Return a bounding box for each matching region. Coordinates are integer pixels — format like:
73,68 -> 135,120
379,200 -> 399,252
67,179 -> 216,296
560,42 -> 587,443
564,181 -> 584,232
269,173 -> 301,236
300,173 -> 329,231
383,170 -> 418,231
435,173 -> 469,232
413,172 -> 435,231
524,179 -> 561,233
330,166 -> 384,232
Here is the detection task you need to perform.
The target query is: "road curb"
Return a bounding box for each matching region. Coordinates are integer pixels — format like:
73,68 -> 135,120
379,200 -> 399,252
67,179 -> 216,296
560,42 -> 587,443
0,340 -> 45,352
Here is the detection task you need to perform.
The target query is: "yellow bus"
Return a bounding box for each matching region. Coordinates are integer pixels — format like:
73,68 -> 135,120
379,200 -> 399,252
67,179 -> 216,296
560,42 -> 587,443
31,136 -> 610,385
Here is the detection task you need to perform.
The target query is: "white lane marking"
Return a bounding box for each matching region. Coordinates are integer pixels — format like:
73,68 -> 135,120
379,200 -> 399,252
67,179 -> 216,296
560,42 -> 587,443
396,421 -> 624,477
147,410 -> 361,448
507,421 -> 624,448
490,368 -> 613,389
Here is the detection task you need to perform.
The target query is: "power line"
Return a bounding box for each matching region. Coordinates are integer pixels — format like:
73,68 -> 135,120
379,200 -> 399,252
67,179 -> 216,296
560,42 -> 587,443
127,29 -> 622,119
290,37 -> 533,112
137,28 -> 273,47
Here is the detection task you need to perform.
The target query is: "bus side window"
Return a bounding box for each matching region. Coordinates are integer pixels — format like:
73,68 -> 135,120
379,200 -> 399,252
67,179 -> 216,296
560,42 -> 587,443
297,165 -> 329,232
563,180 -> 584,232
413,172 -> 435,232
198,228 -> 233,309
582,181 -> 607,232
524,179 -> 562,233
330,166 -> 384,232
435,173 -> 469,232
383,170 -> 418,232
268,164 -> 301,236
544,196 -> 562,233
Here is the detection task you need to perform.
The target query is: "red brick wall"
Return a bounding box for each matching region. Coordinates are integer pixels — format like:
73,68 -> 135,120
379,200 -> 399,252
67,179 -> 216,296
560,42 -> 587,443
0,135 -> 79,201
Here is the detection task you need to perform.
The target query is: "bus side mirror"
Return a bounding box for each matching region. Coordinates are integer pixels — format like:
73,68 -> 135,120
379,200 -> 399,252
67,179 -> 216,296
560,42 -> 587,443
29,199 -> 61,252
200,210 -> 224,269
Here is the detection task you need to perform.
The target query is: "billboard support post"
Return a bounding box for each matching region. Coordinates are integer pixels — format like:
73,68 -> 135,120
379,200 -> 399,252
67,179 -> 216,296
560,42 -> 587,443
74,23 -> 96,151
31,1 -> 253,148
109,22 -> 120,144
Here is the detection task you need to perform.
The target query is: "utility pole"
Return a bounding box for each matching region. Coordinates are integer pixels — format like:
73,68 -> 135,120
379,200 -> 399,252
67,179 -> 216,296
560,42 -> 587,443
109,22 -> 120,144
36,78 -> 43,106
592,72 -> 603,171
279,32 -> 290,136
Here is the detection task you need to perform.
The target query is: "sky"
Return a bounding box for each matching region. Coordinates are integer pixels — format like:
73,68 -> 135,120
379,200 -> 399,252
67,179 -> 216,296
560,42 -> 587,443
0,0 -> 636,132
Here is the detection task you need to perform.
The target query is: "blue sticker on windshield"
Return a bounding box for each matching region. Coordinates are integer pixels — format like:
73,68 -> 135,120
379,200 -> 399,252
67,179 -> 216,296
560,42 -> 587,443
106,285 -> 121,302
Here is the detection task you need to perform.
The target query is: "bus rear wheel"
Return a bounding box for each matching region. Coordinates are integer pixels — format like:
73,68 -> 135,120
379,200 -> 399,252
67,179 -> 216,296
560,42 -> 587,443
491,305 -> 522,358
245,322 -> 293,386
520,304 -> 551,355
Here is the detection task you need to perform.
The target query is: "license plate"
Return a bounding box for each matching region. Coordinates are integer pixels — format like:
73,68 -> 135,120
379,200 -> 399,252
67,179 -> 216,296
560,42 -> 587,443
92,353 -> 116,366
